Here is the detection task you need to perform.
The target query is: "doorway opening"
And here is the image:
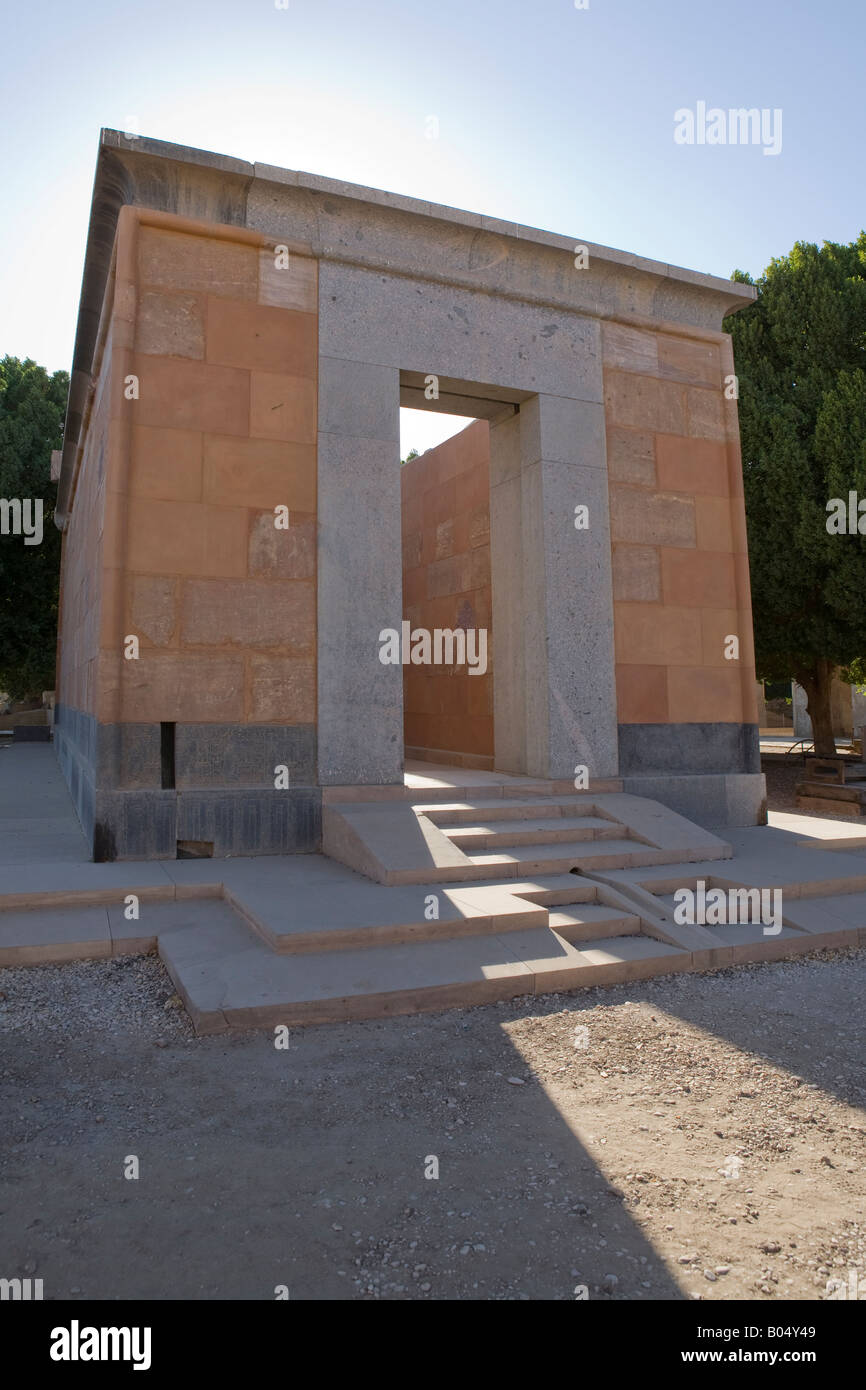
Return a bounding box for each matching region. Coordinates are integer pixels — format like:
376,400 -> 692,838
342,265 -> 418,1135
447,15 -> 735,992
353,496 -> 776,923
398,379 -> 511,776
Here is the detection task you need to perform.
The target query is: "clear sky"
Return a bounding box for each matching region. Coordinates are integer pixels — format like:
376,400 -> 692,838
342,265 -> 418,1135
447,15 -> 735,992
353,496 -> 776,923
2,0 -> 860,456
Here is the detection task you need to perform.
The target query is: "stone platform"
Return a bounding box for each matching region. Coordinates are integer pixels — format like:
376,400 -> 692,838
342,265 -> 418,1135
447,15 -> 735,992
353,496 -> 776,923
2,746 -> 865,1032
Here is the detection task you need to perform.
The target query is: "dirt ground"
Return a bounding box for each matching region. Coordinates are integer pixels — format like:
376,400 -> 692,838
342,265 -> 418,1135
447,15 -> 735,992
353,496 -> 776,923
763,751 -> 865,823
1,942 -> 864,1301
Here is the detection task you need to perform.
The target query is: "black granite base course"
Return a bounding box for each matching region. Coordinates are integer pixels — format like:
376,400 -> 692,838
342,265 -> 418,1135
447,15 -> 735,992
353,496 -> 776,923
618,721 -> 760,777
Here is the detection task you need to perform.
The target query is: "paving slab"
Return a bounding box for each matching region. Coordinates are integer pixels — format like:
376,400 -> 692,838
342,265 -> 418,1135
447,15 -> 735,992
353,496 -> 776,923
769,810 -> 866,842
0,821 -> 91,866
442,816 -> 622,848
791,890 -> 866,928
105,898 -> 233,955
0,745 -> 89,863
158,911 -> 536,1032
0,906 -> 111,965
0,860 -> 178,910
225,876 -> 548,953
611,840 -> 866,898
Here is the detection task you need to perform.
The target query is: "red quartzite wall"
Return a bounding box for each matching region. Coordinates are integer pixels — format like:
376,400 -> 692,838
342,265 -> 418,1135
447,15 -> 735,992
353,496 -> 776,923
400,419 -> 494,769
55,206 -> 320,858
397,330 -> 760,782
602,320 -> 759,777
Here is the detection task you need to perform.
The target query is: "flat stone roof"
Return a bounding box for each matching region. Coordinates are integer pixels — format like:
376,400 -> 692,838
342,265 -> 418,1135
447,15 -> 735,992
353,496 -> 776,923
98,128 -> 752,298
57,129 -> 756,523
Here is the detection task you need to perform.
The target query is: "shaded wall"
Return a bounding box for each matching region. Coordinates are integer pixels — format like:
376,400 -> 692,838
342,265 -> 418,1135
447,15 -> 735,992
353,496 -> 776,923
56,208 -> 320,858
54,330 -> 112,834
401,419 -> 494,769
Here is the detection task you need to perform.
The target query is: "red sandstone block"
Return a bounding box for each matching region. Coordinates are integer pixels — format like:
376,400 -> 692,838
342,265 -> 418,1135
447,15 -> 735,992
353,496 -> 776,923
258,249 -> 317,313
699,608 -> 753,668
686,386 -> 727,441
248,655 -> 316,723
455,465 -> 488,512
248,513 -> 316,579
614,603 -> 702,665
660,548 -> 737,608
206,299 -> 317,377
427,554 -> 473,600
402,529 -> 423,570
250,371 -> 317,443
658,336 -> 721,388
126,498 -> 248,577
602,323 -> 658,374
120,652 -> 245,722
616,664 -> 669,723
127,355 -> 250,436
606,427 -> 656,487
434,518 -> 456,561
470,544 -> 490,589
655,435 -> 729,497
466,677 -> 494,718
130,424 -> 202,502
135,290 -> 205,359
181,578 -> 315,652
424,477 -> 458,526
203,436 -> 316,511
612,544 -> 661,602
667,666 -> 743,724
138,226 -> 258,299
403,566 -> 426,608
129,575 -> 178,648
604,371 -> 686,434
468,507 -> 490,549
609,485 -> 696,547
695,496 -> 734,552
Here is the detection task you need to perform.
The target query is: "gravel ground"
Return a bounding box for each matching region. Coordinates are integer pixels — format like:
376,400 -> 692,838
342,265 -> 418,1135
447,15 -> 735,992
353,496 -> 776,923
1,945 -> 864,1301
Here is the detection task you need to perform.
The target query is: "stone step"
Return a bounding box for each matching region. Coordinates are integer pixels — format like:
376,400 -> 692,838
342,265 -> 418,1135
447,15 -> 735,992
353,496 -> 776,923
408,780 -> 577,801
237,879 -> 552,954
323,791 -> 732,886
441,816 -> 625,849
157,910 -> 687,1034
419,797 -> 613,826
508,875 -> 600,907
547,905 -> 642,942
324,778 -> 611,805
467,839 -> 667,877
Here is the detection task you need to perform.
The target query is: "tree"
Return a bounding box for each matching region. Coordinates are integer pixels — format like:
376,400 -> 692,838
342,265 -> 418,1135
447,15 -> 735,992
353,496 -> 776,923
724,236 -> 866,755
0,357 -> 68,700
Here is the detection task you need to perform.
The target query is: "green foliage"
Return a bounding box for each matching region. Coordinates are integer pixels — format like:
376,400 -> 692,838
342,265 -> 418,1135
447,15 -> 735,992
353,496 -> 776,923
0,356 -> 68,699
401,447 -> 420,466
724,236 -> 866,689
841,658 -> 866,689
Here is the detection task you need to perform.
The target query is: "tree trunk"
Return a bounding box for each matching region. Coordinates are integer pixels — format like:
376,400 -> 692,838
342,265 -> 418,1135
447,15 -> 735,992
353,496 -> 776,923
799,659 -> 837,756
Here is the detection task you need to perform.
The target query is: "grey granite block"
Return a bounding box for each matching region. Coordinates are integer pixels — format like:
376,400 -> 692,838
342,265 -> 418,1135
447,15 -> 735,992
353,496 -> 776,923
618,722 -> 760,777
175,723 -> 317,789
